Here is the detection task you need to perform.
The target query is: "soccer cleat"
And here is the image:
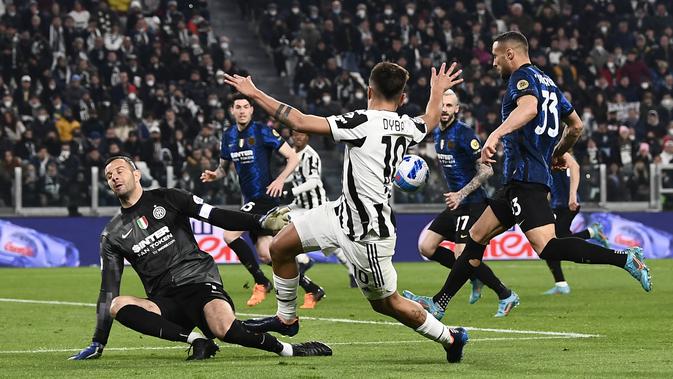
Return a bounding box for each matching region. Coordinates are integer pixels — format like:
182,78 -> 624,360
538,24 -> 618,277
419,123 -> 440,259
543,284 -> 571,295
300,287 -> 326,309
590,223 -> 610,248
242,316 -> 300,337
468,279 -> 483,304
444,327 -> 469,363
348,273 -> 358,288
401,290 -> 445,321
494,291 -> 520,317
623,247 -> 652,292
290,341 -> 333,357
68,342 -> 104,360
246,282 -> 272,307
186,339 -> 219,361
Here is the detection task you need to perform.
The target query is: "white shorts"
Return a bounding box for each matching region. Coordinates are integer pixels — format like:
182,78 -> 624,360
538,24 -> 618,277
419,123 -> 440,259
293,203 -> 397,300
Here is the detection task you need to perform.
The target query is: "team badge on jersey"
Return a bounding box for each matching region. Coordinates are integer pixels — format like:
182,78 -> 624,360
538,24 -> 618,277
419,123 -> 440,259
136,216 -> 149,229
517,79 -> 529,90
248,137 -> 256,145
153,206 -> 166,220
470,139 -> 480,150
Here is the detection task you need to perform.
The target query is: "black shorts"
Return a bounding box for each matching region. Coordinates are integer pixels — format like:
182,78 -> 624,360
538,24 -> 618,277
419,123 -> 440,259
241,196 -> 279,241
553,206 -> 580,238
487,181 -> 556,232
149,282 -> 234,339
428,202 -> 487,243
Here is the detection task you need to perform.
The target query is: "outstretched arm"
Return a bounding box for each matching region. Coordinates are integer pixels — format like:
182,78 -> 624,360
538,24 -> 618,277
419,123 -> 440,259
444,161 -> 493,210
223,74 -> 331,135
420,62 -> 464,133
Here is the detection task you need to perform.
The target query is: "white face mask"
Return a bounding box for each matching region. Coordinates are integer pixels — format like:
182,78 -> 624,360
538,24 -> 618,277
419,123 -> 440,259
269,9 -> 277,16
662,98 -> 673,110
60,151 -> 70,159
128,93 -> 137,101
407,8 -> 415,16
296,47 -> 306,55
291,7 -> 299,14
38,114 -> 48,122
208,99 -> 218,107
322,95 -> 331,104
216,77 -> 225,85
384,9 -> 393,16
221,42 -> 229,50
356,10 -> 366,18
146,80 -> 155,87
3,101 -> 11,108
354,91 -> 364,100
198,116 -> 204,123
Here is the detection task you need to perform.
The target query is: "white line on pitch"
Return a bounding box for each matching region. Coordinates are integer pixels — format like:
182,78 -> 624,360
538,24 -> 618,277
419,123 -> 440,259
0,336 -> 593,355
0,297 -> 601,338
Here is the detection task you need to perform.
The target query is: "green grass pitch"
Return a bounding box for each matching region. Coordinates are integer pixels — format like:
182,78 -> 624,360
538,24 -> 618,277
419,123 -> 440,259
0,260 -> 671,378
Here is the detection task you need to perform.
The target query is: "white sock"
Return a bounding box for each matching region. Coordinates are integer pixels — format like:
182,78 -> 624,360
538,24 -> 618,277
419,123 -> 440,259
187,331 -> 206,344
278,341 -> 293,356
556,281 -> 569,287
296,254 -> 310,265
415,311 -> 453,347
274,274 -> 299,321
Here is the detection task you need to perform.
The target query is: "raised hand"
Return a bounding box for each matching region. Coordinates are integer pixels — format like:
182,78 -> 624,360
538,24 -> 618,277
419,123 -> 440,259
200,170 -> 218,182
223,74 -> 259,98
430,62 -> 464,92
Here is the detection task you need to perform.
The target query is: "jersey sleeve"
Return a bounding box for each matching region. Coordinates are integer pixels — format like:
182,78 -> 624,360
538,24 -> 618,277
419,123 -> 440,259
92,234 -> 124,345
220,134 -> 231,161
326,110 -> 368,145
508,70 -> 539,102
407,116 -> 428,146
557,89 -> 575,118
461,127 -> 482,160
261,126 -> 285,150
159,187 -> 210,219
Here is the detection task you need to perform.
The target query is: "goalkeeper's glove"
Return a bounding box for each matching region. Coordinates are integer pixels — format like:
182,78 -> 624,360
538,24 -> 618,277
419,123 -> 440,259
68,342 -> 104,360
259,206 -> 291,233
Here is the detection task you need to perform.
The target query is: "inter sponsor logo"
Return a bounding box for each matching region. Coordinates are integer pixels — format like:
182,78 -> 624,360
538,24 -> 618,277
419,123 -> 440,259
131,226 -> 173,254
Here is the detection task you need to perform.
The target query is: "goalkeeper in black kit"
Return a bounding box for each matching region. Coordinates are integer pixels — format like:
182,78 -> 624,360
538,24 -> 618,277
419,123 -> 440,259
69,156 -> 332,360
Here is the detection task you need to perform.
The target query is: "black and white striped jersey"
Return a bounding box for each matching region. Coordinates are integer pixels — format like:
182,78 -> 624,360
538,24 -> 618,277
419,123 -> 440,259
289,144 -> 327,209
326,109 -> 427,241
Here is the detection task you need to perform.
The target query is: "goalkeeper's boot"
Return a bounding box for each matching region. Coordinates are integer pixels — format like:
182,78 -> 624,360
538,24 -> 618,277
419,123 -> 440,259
243,316 -> 299,337
290,341 -> 333,356
468,279 -> 483,304
402,290 -> 445,321
494,291 -> 519,317
543,284 -> 571,295
623,247 -> 652,292
589,223 -> 610,248
187,339 -> 219,361
444,327 -> 469,363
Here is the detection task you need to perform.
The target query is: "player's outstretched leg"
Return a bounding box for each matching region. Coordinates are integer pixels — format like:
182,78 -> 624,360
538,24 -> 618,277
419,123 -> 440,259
543,260 -> 570,295
243,224 -> 304,336
370,293 -> 468,363
538,237 -> 652,292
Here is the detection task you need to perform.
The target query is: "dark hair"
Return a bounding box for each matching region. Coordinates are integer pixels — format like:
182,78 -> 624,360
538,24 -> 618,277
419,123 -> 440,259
493,31 -> 529,51
105,155 -> 137,170
230,92 -> 253,107
369,62 -> 409,101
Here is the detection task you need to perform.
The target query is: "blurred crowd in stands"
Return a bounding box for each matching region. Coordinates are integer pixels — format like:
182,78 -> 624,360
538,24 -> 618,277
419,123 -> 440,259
1,0 -> 673,213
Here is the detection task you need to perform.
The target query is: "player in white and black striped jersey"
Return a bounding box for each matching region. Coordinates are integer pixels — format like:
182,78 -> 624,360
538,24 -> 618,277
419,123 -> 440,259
282,131 -> 358,309
224,62 -> 469,363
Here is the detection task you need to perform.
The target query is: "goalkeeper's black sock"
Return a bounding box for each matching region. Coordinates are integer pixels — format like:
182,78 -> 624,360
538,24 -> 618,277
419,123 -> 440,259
572,230 -> 591,240
432,237 -> 486,309
545,260 -> 566,282
115,305 -> 191,343
299,274 -> 321,294
475,262 -> 511,300
428,246 -> 456,269
229,238 -> 270,285
222,319 -> 285,354
539,238 -> 627,267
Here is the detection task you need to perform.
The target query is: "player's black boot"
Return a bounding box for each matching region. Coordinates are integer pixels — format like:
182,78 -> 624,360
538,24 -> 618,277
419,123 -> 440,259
187,338 -> 219,360
242,316 -> 299,336
291,341 -> 333,356
444,328 -> 469,363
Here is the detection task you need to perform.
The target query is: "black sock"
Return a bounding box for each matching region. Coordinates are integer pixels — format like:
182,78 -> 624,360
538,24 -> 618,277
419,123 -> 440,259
229,238 -> 269,285
572,230 -> 591,240
545,260 -> 565,282
475,263 -> 511,300
540,238 -> 627,267
115,304 -> 190,342
432,237 -> 486,309
428,246 -> 456,269
299,274 -> 321,293
222,319 -> 283,354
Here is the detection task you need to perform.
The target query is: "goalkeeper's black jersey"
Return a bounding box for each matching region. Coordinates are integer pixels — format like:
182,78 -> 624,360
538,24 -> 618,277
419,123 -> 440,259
100,188 -> 222,296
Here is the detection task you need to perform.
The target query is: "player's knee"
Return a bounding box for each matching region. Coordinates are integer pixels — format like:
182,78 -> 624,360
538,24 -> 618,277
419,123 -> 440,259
110,296 -> 129,318
269,238 -> 290,263
418,239 -> 436,258
369,297 -> 392,316
209,318 -> 234,340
